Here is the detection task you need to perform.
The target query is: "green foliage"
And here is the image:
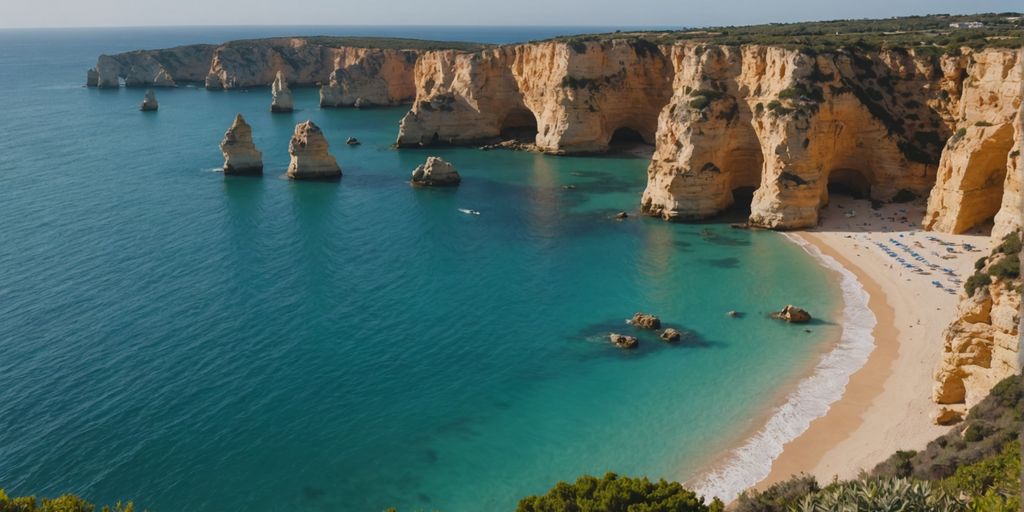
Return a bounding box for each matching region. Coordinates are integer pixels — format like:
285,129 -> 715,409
0,489 -> 136,512
974,121 -> 994,127
941,441 -> 1021,510
951,128 -> 968,144
988,255 -> 1020,281
734,475 -> 818,512
777,84 -> 823,102
689,97 -> 710,110
995,231 -> 1021,256
793,478 -> 968,512
975,256 -> 989,271
766,100 -> 792,116
224,36 -> 487,52
516,473 -> 722,512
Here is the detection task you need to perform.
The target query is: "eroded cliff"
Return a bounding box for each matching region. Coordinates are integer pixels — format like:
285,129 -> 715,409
395,39 -> 674,154
87,37 -> 476,108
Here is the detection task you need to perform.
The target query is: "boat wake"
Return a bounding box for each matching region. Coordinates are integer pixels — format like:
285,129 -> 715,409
689,233 -> 877,503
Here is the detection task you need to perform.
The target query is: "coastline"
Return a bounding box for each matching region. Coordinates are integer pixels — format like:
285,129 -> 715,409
689,197 -> 992,502
757,198 -> 989,490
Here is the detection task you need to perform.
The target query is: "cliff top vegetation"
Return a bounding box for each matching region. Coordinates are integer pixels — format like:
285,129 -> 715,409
551,13 -> 1024,52
221,36 -> 489,52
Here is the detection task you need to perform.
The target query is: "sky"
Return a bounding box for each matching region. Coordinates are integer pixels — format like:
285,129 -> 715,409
1,0 -> 1021,28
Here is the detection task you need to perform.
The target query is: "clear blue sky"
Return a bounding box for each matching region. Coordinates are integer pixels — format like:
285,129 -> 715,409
2,0 -> 1020,28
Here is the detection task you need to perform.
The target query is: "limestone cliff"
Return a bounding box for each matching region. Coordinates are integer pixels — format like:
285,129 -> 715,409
87,37 -> 444,107
933,229 -> 1022,422
396,39 -> 673,154
643,45 -> 955,226
923,49 -> 1023,236
319,50 -> 419,107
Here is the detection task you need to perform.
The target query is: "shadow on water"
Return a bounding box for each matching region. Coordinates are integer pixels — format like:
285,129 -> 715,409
701,256 -> 741,268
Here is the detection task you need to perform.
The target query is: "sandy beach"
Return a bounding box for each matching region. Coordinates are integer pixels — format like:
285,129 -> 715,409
758,196 -> 992,487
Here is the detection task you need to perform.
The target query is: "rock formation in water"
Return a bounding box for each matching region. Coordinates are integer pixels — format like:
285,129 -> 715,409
396,39 -> 673,153
220,114 -> 263,175
271,71 -> 294,113
660,328 -> 682,342
411,157 -> 461,186
287,120 -> 341,180
630,312 -> 662,329
773,305 -> 812,323
610,333 -> 639,349
933,229 -> 1022,423
140,89 -> 158,111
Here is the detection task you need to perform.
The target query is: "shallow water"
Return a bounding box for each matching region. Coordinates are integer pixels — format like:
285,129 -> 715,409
0,27 -> 841,511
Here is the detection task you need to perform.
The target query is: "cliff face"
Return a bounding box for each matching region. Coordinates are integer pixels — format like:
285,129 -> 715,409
923,49 -> 1023,236
643,45 -> 957,226
88,38 -> 422,107
933,229 -> 1022,422
396,39 -> 674,153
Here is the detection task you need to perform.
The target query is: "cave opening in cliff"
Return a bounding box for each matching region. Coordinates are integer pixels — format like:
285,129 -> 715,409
730,187 -> 757,216
827,168 -> 872,200
499,108 -> 539,143
609,127 -> 649,147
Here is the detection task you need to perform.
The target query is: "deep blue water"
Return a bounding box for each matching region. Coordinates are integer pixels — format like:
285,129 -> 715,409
0,27 -> 839,511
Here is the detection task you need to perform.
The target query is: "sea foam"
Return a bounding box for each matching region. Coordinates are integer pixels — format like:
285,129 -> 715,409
690,233 -> 877,503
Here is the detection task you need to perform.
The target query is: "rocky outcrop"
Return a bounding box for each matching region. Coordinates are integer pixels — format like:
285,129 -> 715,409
87,37 -> 441,103
287,121 -> 341,180
660,328 -> 682,342
630,312 -> 662,329
610,333 -> 639,349
140,90 -> 158,111
320,50 -> 419,107
396,39 -> 673,153
271,71 -> 294,113
411,157 -> 461,186
220,114 -> 263,175
923,49 -> 1023,235
933,229 -> 1022,420
773,305 -> 812,323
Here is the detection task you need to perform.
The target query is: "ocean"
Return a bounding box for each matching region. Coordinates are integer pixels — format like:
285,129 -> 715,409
0,26 -> 845,511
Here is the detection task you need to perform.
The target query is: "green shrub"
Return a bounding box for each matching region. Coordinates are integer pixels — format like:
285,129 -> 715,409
793,478 -> 967,511
995,231 -> 1021,256
987,255 -> 1020,281
974,256 -> 988,271
516,473 -> 722,512
766,100 -> 793,115
0,489 -> 136,512
951,128 -> 967,143
734,474 -> 819,512
941,441 -> 1020,510
974,121 -> 993,127
965,272 -> 992,297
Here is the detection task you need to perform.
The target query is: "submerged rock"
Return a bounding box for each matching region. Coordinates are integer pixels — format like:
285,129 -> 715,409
630,312 -> 661,330
773,305 -> 812,323
286,120 -> 341,180
140,89 -> 158,111
220,114 -> 263,175
727,310 -> 741,318
660,328 -> 682,342
610,333 -> 639,349
615,211 -> 629,220
411,157 -> 461,187
271,71 -> 294,113
346,137 -> 361,146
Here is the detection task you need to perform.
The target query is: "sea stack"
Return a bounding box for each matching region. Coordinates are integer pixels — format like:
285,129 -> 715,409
220,114 -> 263,175
286,120 -> 341,180
411,157 -> 461,187
140,89 -> 158,111
270,71 -> 294,113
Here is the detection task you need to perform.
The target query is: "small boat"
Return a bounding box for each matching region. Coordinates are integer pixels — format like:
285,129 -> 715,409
458,208 -> 481,216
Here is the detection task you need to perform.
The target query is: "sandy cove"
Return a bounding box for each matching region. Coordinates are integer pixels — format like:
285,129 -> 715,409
754,196 -> 992,488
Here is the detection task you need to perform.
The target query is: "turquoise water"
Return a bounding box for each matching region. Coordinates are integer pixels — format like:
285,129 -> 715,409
0,28 -> 840,511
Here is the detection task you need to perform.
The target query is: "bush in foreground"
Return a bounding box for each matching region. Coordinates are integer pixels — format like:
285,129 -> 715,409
516,472 -> 723,512
0,489 -> 135,512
